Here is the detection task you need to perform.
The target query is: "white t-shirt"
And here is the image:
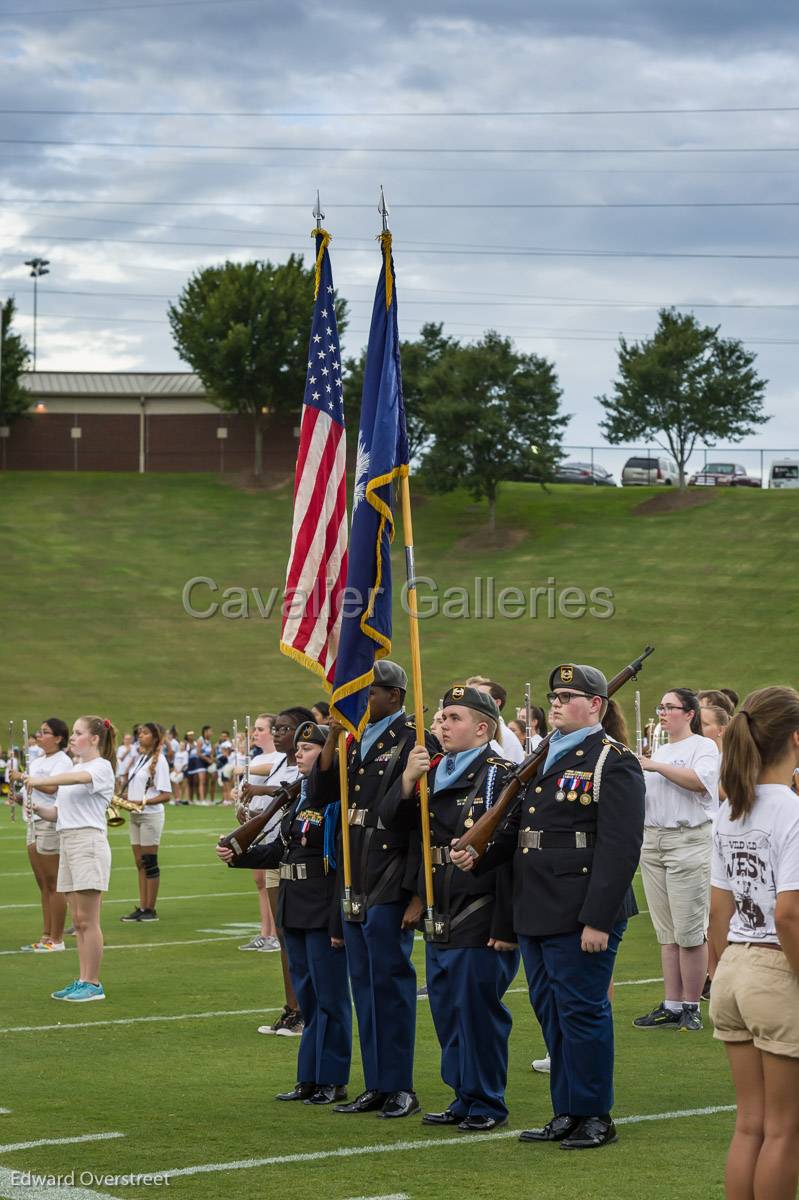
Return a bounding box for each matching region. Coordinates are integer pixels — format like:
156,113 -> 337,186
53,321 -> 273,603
116,745 -> 135,778
712,784 -> 799,944
173,749 -> 189,773
644,734 -> 720,828
55,757 -> 116,833
28,750 -> 72,825
27,744 -> 45,761
490,717 -> 526,764
246,755 -> 300,842
125,752 -> 171,814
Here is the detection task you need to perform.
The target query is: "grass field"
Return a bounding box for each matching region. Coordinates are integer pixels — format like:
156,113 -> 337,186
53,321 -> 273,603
1,472 -> 798,737
1,804 -> 735,1200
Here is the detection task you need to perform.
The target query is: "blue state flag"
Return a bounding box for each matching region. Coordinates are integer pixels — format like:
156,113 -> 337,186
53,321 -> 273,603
330,232 -> 409,739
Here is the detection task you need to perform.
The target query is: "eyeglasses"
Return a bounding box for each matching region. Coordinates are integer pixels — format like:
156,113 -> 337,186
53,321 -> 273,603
656,704 -> 690,714
272,724 -> 294,734
547,691 -> 591,705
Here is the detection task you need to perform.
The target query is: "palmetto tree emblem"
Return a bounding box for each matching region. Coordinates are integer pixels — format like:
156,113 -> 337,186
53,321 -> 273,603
353,434 -> 370,515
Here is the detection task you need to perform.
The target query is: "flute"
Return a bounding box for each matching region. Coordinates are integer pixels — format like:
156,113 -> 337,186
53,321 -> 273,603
243,714 -> 252,817
22,719 -> 34,827
7,720 -> 17,822
524,682 -> 533,755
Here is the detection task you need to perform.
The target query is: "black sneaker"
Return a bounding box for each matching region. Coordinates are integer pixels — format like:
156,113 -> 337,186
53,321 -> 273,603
632,1002 -> 682,1029
677,1004 -> 703,1032
120,908 -> 144,923
138,909 -> 159,922
276,1010 -> 305,1038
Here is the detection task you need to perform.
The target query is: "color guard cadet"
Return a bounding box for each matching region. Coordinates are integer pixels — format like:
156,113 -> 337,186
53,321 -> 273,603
217,722 -> 351,1105
452,663 -> 645,1150
316,659 -> 439,1119
383,685 -> 520,1132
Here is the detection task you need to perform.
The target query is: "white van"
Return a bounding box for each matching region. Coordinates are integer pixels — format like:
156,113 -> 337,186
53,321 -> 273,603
769,459 -> 799,489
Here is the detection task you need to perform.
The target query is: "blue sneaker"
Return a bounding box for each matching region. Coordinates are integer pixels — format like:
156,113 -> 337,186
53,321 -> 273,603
63,981 -> 105,1003
51,980 -> 81,1000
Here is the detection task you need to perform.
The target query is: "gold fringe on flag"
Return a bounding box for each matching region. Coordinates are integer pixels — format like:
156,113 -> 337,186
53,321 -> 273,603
311,228 -> 332,300
378,230 -> 393,311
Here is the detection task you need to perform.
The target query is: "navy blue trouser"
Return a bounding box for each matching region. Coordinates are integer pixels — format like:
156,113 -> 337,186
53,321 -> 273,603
342,900 -> 416,1093
283,927 -> 352,1087
519,921 -> 627,1118
426,943 -> 520,1121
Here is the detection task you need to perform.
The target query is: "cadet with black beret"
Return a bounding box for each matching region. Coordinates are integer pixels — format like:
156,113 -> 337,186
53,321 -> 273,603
452,662 -> 645,1150
216,722 -> 351,1106
315,659 -> 439,1120
383,684 -> 520,1132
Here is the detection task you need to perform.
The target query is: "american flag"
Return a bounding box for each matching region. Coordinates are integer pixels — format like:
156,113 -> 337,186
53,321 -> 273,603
279,231 -> 348,686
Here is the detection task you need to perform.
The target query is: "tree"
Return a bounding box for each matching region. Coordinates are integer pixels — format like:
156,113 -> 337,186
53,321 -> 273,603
344,321 -> 457,462
0,298 -> 32,425
168,257 -> 348,478
598,308 -> 769,488
420,331 -> 568,531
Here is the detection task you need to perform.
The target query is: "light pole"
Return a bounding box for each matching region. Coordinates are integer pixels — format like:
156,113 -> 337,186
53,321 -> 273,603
24,257 -> 49,370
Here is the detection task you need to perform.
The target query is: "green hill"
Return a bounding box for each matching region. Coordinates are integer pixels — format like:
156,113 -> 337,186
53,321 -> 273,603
1,472 -> 797,735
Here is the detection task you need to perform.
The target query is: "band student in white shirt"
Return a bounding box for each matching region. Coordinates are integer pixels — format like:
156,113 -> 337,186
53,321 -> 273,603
11,718 -> 72,953
634,689 -> 720,1033
709,686 -> 799,1200
24,715 -> 117,1003
234,714 -> 280,953
118,722 -> 172,923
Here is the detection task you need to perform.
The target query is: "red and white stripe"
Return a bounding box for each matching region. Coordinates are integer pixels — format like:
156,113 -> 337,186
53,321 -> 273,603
280,403 -> 348,684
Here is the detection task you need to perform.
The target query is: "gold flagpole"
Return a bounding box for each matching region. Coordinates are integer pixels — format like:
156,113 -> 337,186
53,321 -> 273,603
399,472 -> 435,926
337,729 -> 354,909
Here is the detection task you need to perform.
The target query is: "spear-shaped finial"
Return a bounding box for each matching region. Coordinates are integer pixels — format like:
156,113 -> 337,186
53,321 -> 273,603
378,184 -> 389,233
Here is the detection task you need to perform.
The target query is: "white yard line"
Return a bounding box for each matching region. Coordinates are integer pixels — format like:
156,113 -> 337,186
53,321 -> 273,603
346,1195 -> 409,1200
0,1007 -> 281,1035
0,890 -> 249,911
3,862 -> 217,878
0,935 -> 243,957
1,975 -> 664,1034
153,1105 -> 736,1179
0,1132 -> 124,1155
0,1109 -> 10,1115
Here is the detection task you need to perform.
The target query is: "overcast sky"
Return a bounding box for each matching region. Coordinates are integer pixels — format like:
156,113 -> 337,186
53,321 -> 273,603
1,0 -> 797,472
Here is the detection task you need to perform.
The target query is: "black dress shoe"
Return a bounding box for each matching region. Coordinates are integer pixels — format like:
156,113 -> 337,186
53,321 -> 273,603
334,1089 -> 388,1114
421,1110 -> 461,1126
275,1082 -> 316,1102
560,1117 -> 618,1150
304,1085 -> 347,1106
519,1114 -> 580,1142
458,1115 -> 507,1132
378,1090 -> 421,1119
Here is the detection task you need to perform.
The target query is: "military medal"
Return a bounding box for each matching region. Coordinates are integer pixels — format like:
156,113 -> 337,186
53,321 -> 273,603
556,790 -> 566,802
567,790 -> 577,802
580,795 -> 592,806
463,817 -> 474,828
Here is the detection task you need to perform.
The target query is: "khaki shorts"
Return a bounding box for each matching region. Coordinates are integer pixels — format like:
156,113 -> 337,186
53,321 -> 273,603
128,808 -> 166,847
252,867 -> 281,889
640,823 -> 712,946
711,942 -> 799,1058
27,820 -> 60,854
57,827 -> 112,893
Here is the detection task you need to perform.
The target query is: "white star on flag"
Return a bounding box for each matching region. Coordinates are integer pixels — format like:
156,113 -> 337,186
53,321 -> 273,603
321,367 -> 329,376
312,391 -> 320,401
313,334 -> 321,343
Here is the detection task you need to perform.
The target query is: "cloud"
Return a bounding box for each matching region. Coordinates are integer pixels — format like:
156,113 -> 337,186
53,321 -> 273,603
0,0 -> 797,458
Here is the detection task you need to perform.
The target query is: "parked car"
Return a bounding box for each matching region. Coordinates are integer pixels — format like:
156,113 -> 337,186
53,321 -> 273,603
688,462 -> 761,488
554,461 -> 616,486
768,459 -> 799,489
621,455 -> 679,486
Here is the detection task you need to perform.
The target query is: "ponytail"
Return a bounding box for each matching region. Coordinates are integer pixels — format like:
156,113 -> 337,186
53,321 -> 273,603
721,686 -> 799,821
138,722 -> 165,788
79,715 -> 118,769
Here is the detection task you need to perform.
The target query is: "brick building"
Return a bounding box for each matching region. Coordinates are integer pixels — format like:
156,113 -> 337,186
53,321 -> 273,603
1,372 -> 299,473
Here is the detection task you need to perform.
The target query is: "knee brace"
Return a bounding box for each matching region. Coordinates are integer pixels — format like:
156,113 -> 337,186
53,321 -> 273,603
141,853 -> 160,879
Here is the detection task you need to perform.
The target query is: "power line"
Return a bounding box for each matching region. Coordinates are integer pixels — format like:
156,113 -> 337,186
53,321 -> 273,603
4,105 -> 799,117
9,197 -> 799,210
3,137 -> 799,154
30,286 -> 799,312
7,231 -> 799,261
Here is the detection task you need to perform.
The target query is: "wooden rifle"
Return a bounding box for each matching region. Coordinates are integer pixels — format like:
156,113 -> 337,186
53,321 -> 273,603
218,777 -> 302,859
454,645 -> 654,860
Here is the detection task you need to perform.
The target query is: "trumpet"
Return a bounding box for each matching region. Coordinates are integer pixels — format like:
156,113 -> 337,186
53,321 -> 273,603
644,717 -> 663,757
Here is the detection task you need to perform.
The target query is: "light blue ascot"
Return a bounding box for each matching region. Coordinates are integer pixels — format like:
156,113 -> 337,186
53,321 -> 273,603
360,709 -> 405,760
542,725 -> 604,775
433,745 -> 485,793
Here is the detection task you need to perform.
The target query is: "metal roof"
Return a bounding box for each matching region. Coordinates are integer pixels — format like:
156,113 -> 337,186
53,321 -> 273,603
21,372 -> 209,398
